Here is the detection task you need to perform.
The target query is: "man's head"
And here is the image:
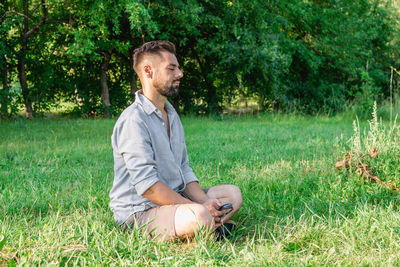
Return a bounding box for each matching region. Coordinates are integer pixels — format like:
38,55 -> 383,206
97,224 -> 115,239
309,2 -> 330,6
133,41 -> 183,97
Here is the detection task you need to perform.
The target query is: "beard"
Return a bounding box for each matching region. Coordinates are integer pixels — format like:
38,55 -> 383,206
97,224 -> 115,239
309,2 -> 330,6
155,79 -> 180,97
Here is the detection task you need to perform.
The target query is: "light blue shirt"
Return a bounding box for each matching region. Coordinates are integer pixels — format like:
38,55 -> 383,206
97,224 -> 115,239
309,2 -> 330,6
109,91 -> 198,225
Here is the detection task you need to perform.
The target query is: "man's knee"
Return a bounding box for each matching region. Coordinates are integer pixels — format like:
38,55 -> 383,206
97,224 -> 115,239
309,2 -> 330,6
190,204 -> 214,227
175,204 -> 214,237
206,184 -> 243,209
225,184 -> 243,209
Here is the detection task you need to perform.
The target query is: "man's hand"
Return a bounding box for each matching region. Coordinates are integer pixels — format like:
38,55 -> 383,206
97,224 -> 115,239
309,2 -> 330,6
202,198 -> 225,227
182,182 -> 227,226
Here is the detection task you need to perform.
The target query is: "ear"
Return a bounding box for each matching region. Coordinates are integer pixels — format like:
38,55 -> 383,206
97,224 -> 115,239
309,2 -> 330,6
143,65 -> 153,78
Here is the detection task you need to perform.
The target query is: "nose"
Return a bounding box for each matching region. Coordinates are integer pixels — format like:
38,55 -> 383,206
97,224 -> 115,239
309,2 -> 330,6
177,68 -> 183,79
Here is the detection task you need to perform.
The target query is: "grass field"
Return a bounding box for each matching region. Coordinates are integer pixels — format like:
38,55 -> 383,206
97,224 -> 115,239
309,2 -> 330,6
1,112 -> 400,266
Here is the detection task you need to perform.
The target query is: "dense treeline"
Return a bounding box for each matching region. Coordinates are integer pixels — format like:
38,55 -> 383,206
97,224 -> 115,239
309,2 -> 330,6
1,0 -> 399,118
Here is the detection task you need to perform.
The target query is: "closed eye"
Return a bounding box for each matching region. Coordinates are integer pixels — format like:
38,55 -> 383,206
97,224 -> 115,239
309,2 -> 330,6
168,64 -> 180,70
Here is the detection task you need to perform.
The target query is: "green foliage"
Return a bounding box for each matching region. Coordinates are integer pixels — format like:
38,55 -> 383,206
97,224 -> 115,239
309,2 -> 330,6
1,0 -> 400,116
350,70 -> 384,119
276,0 -> 399,114
0,89 -> 22,117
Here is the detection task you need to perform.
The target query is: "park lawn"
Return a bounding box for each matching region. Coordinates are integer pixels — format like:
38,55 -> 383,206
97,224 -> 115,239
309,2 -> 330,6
1,113 -> 400,266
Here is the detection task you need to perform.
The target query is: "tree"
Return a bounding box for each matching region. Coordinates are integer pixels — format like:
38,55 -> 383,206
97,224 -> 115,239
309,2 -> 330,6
0,1 -> 11,117
2,0 -> 399,117
57,0 -> 158,117
11,0 -> 48,118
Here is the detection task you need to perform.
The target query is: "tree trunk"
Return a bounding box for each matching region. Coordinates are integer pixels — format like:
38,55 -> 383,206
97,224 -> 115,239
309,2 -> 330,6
1,55 -> 9,117
227,87 -> 232,108
258,94 -> 265,111
192,49 -> 219,113
16,0 -> 47,118
238,88 -> 247,108
100,53 -> 111,118
206,82 -> 218,113
17,46 -> 34,119
19,0 -> 34,118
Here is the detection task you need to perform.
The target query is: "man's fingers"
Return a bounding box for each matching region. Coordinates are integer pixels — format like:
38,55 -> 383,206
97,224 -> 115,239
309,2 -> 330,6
217,210 -> 225,217
211,209 -> 225,218
212,200 -> 221,210
220,216 -> 230,224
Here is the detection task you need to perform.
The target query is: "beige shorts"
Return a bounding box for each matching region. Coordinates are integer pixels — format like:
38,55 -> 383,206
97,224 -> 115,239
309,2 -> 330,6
124,205 -> 179,240
123,188 -> 210,240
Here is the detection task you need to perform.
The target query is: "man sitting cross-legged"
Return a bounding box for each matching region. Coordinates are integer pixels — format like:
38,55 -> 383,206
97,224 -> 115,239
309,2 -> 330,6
109,40 -> 243,241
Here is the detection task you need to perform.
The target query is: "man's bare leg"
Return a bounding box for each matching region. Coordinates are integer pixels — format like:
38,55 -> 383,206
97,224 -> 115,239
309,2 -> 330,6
173,185 -> 242,239
174,203 -> 215,238
205,184 -> 243,223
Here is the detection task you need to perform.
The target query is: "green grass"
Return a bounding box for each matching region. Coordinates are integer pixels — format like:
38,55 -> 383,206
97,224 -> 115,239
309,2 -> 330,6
1,113 -> 400,266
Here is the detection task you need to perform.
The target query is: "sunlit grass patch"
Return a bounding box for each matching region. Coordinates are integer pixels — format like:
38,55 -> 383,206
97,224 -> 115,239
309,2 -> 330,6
1,113 -> 400,265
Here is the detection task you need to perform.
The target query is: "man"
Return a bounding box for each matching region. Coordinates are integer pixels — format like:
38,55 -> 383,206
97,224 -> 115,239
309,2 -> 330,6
109,40 -> 242,241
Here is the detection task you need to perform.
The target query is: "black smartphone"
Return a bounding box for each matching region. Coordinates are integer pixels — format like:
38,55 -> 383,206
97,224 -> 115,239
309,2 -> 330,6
219,203 -> 233,218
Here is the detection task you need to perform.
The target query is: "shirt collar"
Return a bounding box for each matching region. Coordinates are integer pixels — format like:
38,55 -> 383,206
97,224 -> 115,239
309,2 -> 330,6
135,90 -> 177,120
135,90 -> 157,115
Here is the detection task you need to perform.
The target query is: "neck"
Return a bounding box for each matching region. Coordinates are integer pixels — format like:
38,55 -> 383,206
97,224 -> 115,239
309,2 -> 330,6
141,85 -> 167,112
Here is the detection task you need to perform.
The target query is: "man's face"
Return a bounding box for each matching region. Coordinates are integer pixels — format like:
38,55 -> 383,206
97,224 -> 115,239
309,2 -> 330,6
152,51 -> 183,98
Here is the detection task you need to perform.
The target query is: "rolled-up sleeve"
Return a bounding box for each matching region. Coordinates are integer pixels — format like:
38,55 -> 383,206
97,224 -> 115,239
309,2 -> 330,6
114,117 -> 159,196
181,141 -> 198,184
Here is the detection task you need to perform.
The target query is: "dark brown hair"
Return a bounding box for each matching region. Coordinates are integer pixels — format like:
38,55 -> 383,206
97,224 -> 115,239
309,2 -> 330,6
133,40 -> 176,74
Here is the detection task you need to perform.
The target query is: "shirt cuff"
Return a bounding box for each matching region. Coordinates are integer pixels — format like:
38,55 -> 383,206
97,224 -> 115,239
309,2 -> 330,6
134,175 -> 159,196
183,171 -> 198,185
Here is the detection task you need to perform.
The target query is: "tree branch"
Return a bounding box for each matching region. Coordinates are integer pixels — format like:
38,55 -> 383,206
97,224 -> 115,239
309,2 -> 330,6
24,0 -> 48,38
30,1 -> 44,16
1,10 -> 34,23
